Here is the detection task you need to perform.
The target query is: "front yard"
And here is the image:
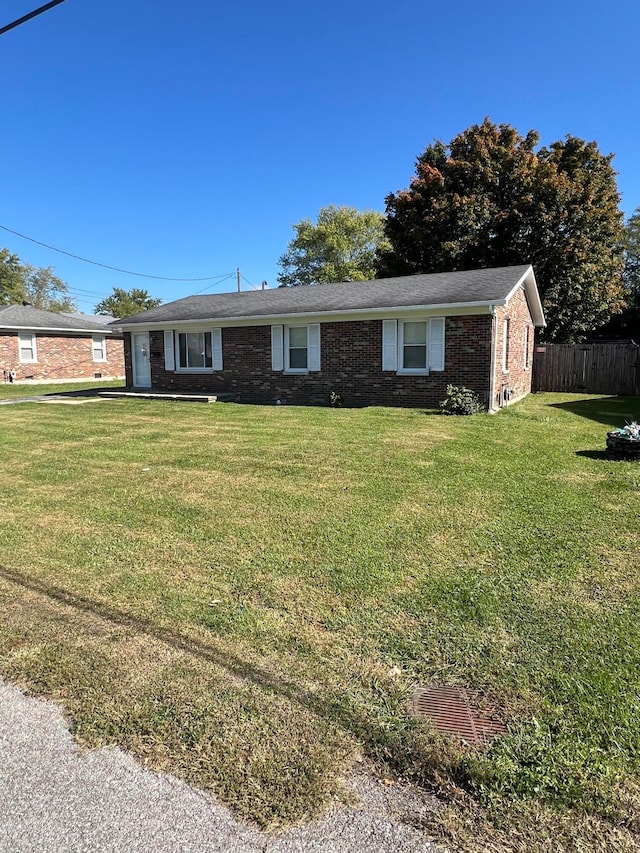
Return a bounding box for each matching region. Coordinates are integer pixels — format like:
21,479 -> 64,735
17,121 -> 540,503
1,388 -> 639,851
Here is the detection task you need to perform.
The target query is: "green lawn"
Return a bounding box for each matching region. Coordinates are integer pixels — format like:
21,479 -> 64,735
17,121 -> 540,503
0,378 -> 125,398
0,389 -> 639,851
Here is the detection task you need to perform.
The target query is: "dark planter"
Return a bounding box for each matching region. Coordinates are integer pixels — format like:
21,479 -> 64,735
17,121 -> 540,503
606,432 -> 640,461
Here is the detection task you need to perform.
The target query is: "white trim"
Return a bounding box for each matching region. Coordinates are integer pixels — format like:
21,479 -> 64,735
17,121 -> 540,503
18,332 -> 37,363
1,324 -> 120,335
271,325 -> 284,371
92,334 -> 107,362
116,301 -> 501,332
382,320 -> 397,371
132,331 -> 151,388
284,324 -> 310,374
307,323 -> 321,372
504,266 -> 546,328
488,305 -> 498,412
164,330 -> 175,371
397,319 -> 429,375
428,317 -> 445,371
174,329 -> 214,372
212,327 -> 223,371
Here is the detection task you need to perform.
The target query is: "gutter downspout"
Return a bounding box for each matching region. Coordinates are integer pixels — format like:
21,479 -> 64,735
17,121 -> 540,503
488,304 -> 498,412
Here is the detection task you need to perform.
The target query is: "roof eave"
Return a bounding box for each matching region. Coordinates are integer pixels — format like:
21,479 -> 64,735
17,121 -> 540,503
115,299 -> 505,330
505,265 -> 546,327
0,324 -> 122,335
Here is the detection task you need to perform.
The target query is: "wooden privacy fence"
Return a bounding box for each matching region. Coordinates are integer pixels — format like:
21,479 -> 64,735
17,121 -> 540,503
532,342 -> 640,395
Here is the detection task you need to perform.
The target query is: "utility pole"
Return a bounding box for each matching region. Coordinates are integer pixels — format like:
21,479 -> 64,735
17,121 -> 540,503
236,268 -> 241,292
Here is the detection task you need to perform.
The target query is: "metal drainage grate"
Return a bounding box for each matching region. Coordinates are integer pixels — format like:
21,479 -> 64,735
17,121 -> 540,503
410,685 -> 507,745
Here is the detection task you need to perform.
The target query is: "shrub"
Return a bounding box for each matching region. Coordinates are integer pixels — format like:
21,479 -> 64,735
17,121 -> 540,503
440,385 -> 482,415
329,391 -> 343,408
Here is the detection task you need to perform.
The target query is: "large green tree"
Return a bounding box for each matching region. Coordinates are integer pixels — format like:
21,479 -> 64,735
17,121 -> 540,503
597,208 -> 640,338
0,248 -> 76,312
0,249 -> 24,306
21,264 -> 76,312
277,205 -> 390,287
622,208 -> 640,329
378,119 -> 626,341
95,287 -> 162,318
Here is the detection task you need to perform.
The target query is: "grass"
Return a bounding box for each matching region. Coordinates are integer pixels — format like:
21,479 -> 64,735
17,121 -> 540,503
0,378 -> 125,398
0,388 -> 639,849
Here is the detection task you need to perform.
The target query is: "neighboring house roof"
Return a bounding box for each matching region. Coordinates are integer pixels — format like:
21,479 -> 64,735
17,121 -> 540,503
63,312 -> 119,325
0,304 -> 121,335
112,265 -> 545,328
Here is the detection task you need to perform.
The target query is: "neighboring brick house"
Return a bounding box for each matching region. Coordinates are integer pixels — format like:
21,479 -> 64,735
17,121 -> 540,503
0,303 -> 124,383
113,265 -> 545,411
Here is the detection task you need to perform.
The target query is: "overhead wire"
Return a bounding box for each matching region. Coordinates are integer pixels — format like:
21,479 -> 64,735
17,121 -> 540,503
0,0 -> 66,37
191,274 -> 235,295
240,274 -> 262,291
0,224 -> 233,283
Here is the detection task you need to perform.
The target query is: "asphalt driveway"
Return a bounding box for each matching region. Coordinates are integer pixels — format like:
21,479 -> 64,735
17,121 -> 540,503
0,678 -> 446,853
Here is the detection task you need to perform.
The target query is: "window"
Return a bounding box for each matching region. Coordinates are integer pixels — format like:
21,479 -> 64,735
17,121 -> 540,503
286,326 -> 308,371
401,321 -> 428,371
524,327 -> 530,369
502,319 -> 510,372
92,334 -> 107,362
18,332 -> 37,363
272,324 -> 321,373
177,331 -> 213,369
172,330 -> 222,371
382,318 -> 445,374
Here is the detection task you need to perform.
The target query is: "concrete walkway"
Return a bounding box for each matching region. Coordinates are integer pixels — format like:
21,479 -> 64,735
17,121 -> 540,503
0,678 -> 446,853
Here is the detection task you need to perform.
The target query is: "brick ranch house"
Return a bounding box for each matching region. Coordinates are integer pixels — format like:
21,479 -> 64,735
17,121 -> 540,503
113,265 -> 545,411
0,303 -> 124,383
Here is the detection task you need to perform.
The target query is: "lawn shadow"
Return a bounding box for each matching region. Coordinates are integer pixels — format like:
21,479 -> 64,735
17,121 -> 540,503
548,396 -> 640,428
0,563 -> 419,778
575,450 -> 609,461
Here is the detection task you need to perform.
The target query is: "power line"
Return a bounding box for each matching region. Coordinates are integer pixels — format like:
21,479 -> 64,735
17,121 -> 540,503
0,224 -> 233,283
0,0 -> 67,37
240,274 -> 262,291
191,274 -> 235,295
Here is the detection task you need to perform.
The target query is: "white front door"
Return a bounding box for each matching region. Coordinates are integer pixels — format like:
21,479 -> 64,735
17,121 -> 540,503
132,332 -> 151,387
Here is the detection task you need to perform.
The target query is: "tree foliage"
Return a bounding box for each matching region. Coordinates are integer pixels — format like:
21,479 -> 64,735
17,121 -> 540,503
625,209 -> 640,290
378,119 -> 626,342
94,287 -> 162,318
277,205 -> 390,287
597,208 -> 640,338
0,249 -> 24,306
0,248 -> 76,312
622,209 -> 640,329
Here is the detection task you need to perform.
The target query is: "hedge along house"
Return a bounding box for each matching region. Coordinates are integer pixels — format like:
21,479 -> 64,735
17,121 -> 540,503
0,303 -> 125,384
114,265 -> 545,410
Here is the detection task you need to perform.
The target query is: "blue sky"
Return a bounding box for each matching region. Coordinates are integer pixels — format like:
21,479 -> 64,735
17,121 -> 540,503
1,0 -> 638,312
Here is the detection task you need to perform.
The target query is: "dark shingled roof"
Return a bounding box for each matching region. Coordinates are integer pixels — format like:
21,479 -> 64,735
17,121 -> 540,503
113,265 -> 537,326
0,303 -> 121,333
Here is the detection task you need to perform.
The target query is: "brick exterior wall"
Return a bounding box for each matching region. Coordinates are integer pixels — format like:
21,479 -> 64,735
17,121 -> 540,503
493,286 -> 535,409
0,332 -> 125,382
125,315 -> 495,408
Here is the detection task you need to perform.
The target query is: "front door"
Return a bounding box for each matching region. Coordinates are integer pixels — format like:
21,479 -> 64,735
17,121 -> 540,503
132,332 -> 151,387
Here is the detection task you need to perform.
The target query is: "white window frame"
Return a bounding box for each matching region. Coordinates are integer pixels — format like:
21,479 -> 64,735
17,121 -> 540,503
382,317 -> 445,374
281,324 -> 321,374
92,334 -> 107,362
18,332 -> 37,363
397,320 -> 429,375
284,325 -> 309,373
173,329 -> 223,372
523,326 -> 530,370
